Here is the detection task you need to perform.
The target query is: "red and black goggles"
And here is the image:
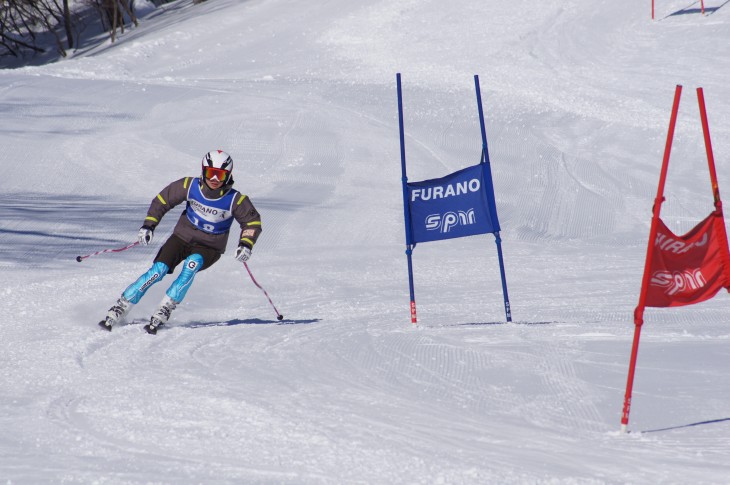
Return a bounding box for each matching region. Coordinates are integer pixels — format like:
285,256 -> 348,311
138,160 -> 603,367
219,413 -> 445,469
203,166 -> 230,182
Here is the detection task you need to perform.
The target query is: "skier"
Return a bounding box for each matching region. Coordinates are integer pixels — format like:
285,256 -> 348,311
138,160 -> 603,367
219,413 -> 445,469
99,150 -> 262,334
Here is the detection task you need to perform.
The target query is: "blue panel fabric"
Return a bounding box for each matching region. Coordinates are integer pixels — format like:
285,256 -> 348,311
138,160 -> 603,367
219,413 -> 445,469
406,163 -> 500,244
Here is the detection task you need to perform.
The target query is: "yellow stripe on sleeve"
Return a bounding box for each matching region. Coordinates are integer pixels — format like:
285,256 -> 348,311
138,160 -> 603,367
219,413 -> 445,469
145,216 -> 159,223
246,221 -> 262,226
240,238 -> 254,247
156,194 -> 167,205
237,194 -> 248,205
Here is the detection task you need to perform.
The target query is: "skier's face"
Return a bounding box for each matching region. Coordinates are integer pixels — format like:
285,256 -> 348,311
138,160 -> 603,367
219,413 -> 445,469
203,167 -> 231,189
205,177 -> 224,189
203,166 -> 229,189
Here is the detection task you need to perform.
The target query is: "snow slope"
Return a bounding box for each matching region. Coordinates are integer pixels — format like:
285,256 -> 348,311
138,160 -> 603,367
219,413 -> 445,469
2,0 -> 730,482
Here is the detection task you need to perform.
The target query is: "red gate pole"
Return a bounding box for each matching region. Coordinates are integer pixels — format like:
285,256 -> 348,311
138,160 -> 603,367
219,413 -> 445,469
697,88 -> 721,208
621,85 -> 683,433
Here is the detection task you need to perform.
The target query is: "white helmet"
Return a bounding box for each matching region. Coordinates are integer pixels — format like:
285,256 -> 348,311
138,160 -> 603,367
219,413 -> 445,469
201,150 -> 233,184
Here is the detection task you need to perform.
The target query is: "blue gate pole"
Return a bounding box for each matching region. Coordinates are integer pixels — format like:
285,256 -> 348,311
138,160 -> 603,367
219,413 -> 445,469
397,73 -> 418,324
474,74 -> 512,322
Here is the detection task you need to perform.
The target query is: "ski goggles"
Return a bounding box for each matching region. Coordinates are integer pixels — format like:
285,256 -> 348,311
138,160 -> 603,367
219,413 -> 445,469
203,166 -> 230,182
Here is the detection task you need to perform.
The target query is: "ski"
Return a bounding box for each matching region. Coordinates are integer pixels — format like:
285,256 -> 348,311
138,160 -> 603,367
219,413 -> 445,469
143,322 -> 162,335
96,318 -> 162,334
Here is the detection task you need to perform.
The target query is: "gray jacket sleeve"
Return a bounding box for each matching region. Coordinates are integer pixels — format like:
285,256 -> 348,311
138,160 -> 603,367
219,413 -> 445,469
232,194 -> 262,250
142,177 -> 191,229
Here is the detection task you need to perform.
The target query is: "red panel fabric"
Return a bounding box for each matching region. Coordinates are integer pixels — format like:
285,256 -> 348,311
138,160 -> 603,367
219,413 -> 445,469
646,213 -> 730,307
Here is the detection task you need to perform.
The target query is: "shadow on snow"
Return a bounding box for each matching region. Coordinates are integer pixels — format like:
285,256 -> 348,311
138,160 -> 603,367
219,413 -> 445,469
664,0 -> 730,18
183,317 -> 321,328
453,321 -> 555,327
642,417 -> 730,433
0,193 -> 301,269
0,193 -> 148,268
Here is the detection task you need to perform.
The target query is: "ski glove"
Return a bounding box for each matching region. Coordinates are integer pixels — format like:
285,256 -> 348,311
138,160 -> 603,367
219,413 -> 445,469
234,244 -> 252,262
138,226 -> 154,246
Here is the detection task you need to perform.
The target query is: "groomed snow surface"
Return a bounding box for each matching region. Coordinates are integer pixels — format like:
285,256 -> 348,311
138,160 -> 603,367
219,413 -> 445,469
2,0 -> 730,482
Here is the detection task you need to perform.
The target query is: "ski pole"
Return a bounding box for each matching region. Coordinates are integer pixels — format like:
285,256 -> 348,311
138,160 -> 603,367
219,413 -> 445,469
76,241 -> 140,262
243,262 -> 284,320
